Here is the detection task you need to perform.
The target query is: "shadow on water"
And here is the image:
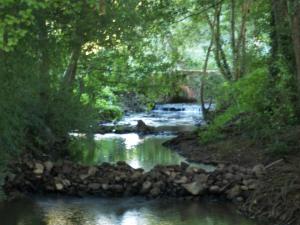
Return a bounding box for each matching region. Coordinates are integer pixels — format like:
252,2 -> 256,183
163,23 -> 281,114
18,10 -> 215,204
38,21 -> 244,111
0,199 -> 47,225
0,197 -> 259,225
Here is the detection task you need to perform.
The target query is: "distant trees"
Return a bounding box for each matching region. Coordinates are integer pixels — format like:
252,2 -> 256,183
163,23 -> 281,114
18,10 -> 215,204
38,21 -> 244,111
204,0 -> 252,82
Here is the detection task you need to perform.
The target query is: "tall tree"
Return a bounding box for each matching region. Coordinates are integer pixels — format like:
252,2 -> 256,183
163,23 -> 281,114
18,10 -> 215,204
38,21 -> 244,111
206,0 -> 252,81
290,0 -> 300,114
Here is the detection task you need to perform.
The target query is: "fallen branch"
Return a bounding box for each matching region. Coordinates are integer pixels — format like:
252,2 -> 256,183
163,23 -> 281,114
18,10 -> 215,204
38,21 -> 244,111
265,159 -> 284,170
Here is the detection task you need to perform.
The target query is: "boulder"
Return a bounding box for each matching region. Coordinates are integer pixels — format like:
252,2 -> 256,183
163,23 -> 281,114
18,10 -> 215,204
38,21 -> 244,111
33,163 -> 44,175
111,184 -> 123,192
136,120 -> 154,134
224,173 -> 234,180
240,185 -> 249,191
174,176 -> 188,184
102,184 -> 109,190
252,164 -> 266,178
79,174 -> 90,180
142,181 -> 152,193
150,187 -> 161,197
88,183 -> 101,190
209,185 -> 221,194
182,181 -> 207,195
227,185 -> 241,200
55,182 -> 64,191
44,161 -> 54,172
62,179 -> 71,187
131,171 -> 143,180
88,167 -> 98,176
194,174 -> 208,183
236,196 -> 244,202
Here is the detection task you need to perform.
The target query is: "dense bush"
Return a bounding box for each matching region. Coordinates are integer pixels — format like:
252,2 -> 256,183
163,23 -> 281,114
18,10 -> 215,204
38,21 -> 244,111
200,66 -> 296,144
0,47 -> 97,159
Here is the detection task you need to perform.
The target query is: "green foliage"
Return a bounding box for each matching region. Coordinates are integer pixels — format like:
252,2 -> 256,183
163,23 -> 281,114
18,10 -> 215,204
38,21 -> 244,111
80,86 -> 123,122
200,66 -> 296,143
0,0 -> 186,161
0,48 -> 97,156
1,0 -> 299,161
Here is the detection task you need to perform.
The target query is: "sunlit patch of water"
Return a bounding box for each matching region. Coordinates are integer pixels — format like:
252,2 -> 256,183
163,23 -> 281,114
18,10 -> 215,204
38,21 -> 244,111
0,197 -> 259,225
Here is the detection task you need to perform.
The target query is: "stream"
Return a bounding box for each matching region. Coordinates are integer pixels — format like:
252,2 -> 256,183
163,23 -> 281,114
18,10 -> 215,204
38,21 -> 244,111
0,104 -> 260,225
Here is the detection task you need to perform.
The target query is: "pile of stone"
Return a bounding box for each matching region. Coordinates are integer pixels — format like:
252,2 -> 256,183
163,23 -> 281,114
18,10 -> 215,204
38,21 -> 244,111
3,158 -> 264,202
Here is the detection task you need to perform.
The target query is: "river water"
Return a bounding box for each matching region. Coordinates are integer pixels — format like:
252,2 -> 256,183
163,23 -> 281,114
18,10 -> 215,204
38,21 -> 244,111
0,104 -> 259,225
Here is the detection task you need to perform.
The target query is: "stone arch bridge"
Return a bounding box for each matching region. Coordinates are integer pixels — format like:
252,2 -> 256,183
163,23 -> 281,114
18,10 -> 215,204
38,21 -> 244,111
174,69 -> 219,102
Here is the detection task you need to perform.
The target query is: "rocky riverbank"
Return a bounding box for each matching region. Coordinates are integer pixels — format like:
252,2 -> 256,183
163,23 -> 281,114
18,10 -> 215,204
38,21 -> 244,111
3,157 -> 262,204
165,129 -> 300,225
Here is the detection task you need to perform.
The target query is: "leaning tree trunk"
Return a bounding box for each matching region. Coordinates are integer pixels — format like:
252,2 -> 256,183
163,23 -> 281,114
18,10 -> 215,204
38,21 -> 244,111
206,6 -> 232,81
61,44 -> 82,90
200,41 -> 213,121
201,15 -> 215,121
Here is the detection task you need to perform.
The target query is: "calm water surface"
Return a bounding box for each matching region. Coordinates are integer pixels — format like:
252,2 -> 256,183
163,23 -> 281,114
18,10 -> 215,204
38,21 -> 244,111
70,134 -> 182,171
70,133 -> 215,172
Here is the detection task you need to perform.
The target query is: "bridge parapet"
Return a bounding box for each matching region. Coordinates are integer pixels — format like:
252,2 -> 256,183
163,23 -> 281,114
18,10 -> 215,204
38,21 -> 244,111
175,69 -> 219,76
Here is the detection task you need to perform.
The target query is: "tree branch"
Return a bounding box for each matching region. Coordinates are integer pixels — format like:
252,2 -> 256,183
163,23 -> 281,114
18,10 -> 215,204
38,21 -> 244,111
172,0 -> 225,24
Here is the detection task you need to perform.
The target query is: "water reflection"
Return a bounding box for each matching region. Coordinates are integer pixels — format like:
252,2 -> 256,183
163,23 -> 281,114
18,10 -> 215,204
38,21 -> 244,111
70,134 -> 185,171
94,133 -> 142,149
0,197 -> 259,225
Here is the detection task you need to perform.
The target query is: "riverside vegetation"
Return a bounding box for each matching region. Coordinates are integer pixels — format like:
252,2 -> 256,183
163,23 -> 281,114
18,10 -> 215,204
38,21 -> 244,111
1,0 -> 300,225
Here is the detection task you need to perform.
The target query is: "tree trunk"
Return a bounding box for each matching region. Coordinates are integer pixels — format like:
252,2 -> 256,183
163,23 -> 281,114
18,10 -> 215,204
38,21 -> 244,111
200,37 -> 213,121
99,0 -> 106,15
62,44 -> 82,89
231,0 -> 237,80
37,15 -> 51,100
234,0 -> 251,80
291,1 -> 300,115
207,5 -> 232,81
271,0 -> 294,75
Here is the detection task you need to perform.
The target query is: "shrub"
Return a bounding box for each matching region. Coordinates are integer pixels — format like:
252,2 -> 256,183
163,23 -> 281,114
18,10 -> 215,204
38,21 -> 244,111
200,66 -> 296,144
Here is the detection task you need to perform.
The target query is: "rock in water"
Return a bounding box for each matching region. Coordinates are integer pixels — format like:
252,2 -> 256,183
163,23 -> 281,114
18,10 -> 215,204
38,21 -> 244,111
33,163 -> 44,175
88,183 -> 101,190
102,184 -> 109,190
136,120 -> 154,134
150,187 -> 161,197
142,181 -> 152,193
182,181 -> 206,195
209,185 -> 221,194
55,182 -> 64,191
